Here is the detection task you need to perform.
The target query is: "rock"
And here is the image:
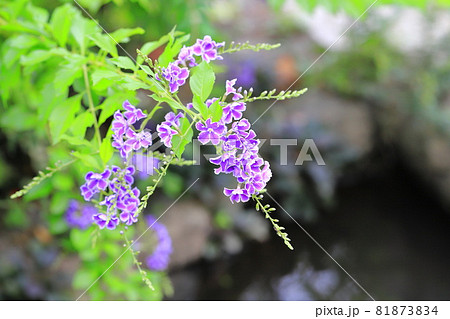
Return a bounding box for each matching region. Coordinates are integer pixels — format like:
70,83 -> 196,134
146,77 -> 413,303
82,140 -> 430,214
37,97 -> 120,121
281,89 -> 374,157
161,201 -> 212,269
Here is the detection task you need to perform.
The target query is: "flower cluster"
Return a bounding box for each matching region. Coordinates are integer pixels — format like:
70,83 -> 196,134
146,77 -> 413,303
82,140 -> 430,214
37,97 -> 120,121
156,111 -> 183,148
157,36 -> 224,93
145,215 -> 173,271
65,200 -> 97,230
80,166 -> 141,230
190,35 -> 224,63
196,79 -> 272,203
111,101 -> 152,159
156,63 -> 189,93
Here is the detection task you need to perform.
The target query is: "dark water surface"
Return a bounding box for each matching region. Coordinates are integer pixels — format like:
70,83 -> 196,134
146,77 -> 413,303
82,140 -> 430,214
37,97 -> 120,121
170,165 -> 450,300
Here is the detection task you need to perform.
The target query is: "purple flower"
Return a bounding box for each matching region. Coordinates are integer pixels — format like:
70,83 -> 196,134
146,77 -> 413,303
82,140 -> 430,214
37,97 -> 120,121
177,46 -> 197,67
157,123 -> 178,148
209,152 -> 234,174
223,187 -> 250,203
99,194 -> 116,211
195,118 -> 226,145
202,96 -> 272,202
164,112 -> 183,127
119,210 -> 138,225
81,165 -> 143,230
125,130 -> 152,150
261,161 -> 272,182
123,166 -> 135,184
85,169 -> 111,190
65,200 -> 97,229
93,213 -> 119,230
244,174 -> 266,195
225,78 -> 243,101
191,35 -> 224,63
80,184 -> 96,201
116,188 -> 140,213
80,169 -> 111,201
222,134 -> 244,151
156,111 -> 184,148
111,102 -> 152,159
123,100 -> 146,124
112,111 -> 128,136
231,118 -> 251,133
112,135 -> 132,159
222,102 -> 246,124
145,215 -> 173,271
158,63 -> 189,93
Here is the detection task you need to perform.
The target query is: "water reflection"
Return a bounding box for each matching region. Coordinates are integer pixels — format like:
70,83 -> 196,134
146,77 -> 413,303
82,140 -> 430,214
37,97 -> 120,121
170,164 -> 450,300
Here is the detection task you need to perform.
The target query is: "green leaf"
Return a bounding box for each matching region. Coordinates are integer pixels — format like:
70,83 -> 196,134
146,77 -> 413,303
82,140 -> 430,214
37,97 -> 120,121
72,151 -> 102,171
71,0 -> 103,14
71,111 -> 94,137
139,65 -> 153,76
158,33 -> 190,67
109,56 -> 135,70
54,58 -> 85,91
136,34 -> 172,65
89,33 -> 118,57
20,49 -> 52,66
91,69 -> 120,86
150,94 -> 181,111
60,134 -> 92,147
98,92 -> 136,126
20,48 -> 68,66
190,61 -> 215,102
171,117 -> 193,158
24,178 -> 52,202
121,77 -> 151,90
49,94 -> 82,144
209,99 -> 223,122
139,40 -> 165,56
192,94 -> 208,118
37,82 -> 67,122
109,27 -> 145,43
100,132 -> 114,165
50,4 -> 73,47
26,2 -> 49,26
70,13 -> 98,51
9,34 -> 40,49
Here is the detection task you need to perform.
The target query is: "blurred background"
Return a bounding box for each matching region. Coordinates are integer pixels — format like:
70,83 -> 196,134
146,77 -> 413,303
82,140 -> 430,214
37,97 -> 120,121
1,0 -> 450,300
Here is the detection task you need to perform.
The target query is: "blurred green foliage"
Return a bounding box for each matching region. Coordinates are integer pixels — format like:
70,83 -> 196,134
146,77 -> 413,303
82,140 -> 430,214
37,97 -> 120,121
0,0 -> 198,300
309,29 -> 450,132
31,0 -> 217,40
268,0 -> 450,16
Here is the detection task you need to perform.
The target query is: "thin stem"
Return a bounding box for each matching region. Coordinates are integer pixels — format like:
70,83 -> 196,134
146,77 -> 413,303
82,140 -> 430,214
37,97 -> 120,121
252,194 -> 293,250
138,157 -> 173,214
10,158 -> 78,199
122,229 -> 154,290
82,64 -> 102,149
87,59 -> 198,119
